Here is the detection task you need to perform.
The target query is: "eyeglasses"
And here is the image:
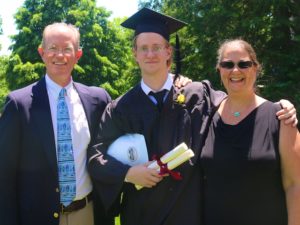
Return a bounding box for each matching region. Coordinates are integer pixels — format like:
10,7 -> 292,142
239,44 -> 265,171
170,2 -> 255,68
45,46 -> 75,55
219,60 -> 254,69
136,45 -> 167,54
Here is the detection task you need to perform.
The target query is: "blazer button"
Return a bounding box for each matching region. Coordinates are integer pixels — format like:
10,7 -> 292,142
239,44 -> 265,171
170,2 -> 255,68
53,212 -> 59,218
55,188 -> 59,193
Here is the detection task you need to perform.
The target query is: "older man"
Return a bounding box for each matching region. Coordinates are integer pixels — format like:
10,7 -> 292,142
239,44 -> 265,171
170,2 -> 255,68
0,23 -> 114,225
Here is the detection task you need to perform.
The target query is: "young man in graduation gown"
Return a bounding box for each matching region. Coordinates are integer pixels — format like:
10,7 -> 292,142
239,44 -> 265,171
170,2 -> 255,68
87,8 -> 225,225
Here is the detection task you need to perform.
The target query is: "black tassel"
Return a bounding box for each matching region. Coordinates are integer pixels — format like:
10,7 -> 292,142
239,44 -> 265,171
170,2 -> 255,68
174,33 -> 181,82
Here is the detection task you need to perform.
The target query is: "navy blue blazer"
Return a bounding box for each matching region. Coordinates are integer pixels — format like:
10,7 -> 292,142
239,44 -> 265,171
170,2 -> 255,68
0,77 -> 113,225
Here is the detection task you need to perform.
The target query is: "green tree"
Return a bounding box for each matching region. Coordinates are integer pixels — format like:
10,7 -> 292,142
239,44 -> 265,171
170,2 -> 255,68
0,56 -> 9,111
0,16 -> 3,50
0,17 -> 10,111
6,0 -> 134,99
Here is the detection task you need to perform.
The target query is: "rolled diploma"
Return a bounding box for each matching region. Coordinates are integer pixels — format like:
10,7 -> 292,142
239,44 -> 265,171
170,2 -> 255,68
166,149 -> 194,170
148,142 -> 188,170
135,149 -> 194,190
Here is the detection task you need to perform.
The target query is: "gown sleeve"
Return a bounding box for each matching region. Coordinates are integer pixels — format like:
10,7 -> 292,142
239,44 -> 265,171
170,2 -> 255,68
182,80 -> 226,160
88,100 -> 131,211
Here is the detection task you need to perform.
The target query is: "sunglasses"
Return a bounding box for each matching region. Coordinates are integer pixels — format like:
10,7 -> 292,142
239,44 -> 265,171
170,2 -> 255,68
219,60 -> 254,69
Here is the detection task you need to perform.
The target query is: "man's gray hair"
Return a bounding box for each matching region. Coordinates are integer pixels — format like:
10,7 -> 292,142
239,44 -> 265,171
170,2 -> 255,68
41,22 -> 80,49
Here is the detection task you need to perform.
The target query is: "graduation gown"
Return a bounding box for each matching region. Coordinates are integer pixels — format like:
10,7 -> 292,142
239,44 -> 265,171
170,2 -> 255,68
88,80 -> 225,225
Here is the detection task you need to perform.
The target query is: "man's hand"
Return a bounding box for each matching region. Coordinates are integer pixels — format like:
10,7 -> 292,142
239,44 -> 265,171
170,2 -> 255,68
277,99 -> 298,127
125,163 -> 163,188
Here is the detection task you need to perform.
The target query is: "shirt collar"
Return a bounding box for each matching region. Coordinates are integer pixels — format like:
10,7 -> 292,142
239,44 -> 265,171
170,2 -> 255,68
45,74 -> 73,99
141,73 -> 173,95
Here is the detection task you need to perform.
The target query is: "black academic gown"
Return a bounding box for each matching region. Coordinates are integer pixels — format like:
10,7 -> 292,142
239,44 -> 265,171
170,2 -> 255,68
88,80 -> 225,225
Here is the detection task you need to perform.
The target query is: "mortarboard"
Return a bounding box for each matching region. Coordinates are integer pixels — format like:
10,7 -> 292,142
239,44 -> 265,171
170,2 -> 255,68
121,7 -> 187,79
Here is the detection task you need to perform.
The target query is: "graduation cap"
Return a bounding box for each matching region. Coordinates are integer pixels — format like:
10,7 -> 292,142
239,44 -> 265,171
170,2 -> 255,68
121,7 -> 187,80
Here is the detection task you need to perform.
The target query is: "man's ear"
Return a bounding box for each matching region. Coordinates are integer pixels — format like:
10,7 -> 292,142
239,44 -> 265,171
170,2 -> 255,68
132,48 -> 139,64
37,47 -> 44,57
167,45 -> 172,57
76,49 -> 83,60
132,48 -> 137,58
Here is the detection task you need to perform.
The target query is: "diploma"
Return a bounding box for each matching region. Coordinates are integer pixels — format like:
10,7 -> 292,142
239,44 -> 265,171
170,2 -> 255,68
167,149 -> 194,170
135,143 -> 194,190
148,142 -> 188,170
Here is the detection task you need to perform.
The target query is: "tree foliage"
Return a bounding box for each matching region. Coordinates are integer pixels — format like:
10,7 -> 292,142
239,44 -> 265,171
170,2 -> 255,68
0,16 -> 3,50
0,16 -> 2,34
5,0 -> 134,99
140,0 -> 300,126
0,56 -> 9,112
0,17 -> 9,112
3,0 -> 300,122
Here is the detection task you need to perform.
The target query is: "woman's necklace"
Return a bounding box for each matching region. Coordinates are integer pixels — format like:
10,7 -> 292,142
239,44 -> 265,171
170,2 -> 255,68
233,111 -> 241,117
226,98 -> 256,119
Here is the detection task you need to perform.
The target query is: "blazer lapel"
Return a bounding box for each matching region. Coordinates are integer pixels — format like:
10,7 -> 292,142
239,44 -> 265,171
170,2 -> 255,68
30,77 -> 58,177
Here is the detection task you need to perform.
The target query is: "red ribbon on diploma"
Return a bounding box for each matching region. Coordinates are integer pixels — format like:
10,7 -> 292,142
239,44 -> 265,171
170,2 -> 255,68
153,155 -> 182,180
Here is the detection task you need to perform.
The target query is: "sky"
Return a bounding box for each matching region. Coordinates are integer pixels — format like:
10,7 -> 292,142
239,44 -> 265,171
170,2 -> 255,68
0,0 -> 139,55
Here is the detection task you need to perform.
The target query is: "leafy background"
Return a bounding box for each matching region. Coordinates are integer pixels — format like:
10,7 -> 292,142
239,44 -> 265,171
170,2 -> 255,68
0,0 -> 299,123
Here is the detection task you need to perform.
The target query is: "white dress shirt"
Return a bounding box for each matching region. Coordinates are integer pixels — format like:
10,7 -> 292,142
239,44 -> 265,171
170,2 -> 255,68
141,73 -> 173,104
45,75 -> 93,200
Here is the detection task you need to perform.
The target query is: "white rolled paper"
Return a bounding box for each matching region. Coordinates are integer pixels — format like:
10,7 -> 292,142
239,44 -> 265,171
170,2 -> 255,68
148,142 -> 188,170
135,144 -> 194,190
167,149 -> 194,170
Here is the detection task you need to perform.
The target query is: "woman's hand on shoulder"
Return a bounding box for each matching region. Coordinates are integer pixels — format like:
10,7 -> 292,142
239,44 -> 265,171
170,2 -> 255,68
276,99 -> 298,127
173,74 -> 192,88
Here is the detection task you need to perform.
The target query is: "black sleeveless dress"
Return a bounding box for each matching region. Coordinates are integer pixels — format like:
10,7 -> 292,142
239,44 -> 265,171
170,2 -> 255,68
200,101 -> 287,225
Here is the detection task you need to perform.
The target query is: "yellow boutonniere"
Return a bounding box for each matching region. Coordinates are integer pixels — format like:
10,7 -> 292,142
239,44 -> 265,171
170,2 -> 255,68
176,94 -> 185,104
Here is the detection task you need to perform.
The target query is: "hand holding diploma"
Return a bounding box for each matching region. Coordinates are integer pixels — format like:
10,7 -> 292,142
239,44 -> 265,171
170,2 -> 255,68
135,143 -> 195,190
125,163 -> 163,188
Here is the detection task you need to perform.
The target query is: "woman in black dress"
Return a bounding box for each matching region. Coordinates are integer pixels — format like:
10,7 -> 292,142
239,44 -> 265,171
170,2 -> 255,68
200,39 -> 300,225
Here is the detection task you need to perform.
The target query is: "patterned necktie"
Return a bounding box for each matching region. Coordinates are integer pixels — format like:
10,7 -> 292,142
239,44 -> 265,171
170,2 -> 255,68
57,88 -> 76,206
149,89 -> 167,112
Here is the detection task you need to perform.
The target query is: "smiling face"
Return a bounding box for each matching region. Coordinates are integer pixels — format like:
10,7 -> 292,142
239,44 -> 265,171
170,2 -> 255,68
38,24 -> 82,87
134,32 -> 172,79
217,42 -> 258,95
